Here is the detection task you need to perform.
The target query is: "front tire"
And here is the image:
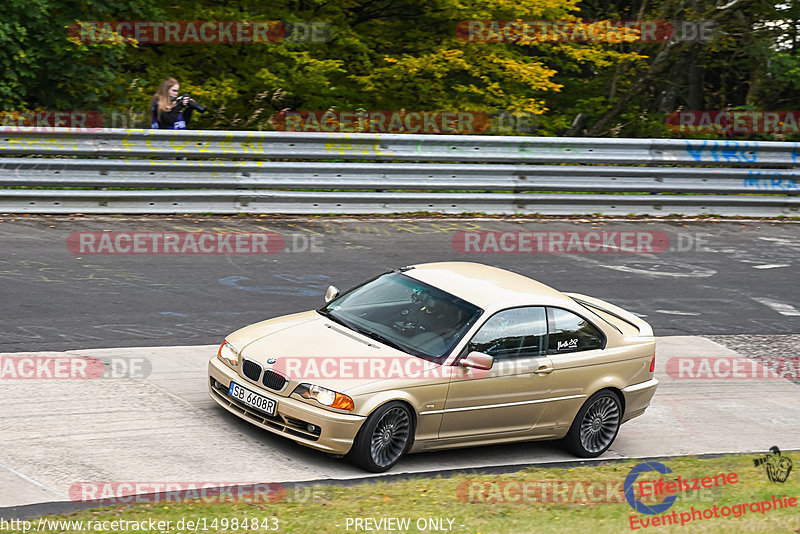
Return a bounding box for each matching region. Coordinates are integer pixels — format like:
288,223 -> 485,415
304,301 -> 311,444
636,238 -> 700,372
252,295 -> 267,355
564,390 -> 621,457
348,401 -> 413,472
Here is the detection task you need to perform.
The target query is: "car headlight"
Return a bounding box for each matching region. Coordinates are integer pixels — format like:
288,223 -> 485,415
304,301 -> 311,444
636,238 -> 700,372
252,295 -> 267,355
293,383 -> 354,411
217,341 -> 240,368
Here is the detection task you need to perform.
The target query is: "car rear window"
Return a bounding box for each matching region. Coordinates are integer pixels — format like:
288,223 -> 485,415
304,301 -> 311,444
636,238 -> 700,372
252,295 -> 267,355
571,298 -> 640,337
547,307 -> 605,353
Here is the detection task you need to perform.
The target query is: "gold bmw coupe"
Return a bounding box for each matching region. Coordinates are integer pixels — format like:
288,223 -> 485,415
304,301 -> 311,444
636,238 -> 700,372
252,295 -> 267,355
208,262 -> 657,472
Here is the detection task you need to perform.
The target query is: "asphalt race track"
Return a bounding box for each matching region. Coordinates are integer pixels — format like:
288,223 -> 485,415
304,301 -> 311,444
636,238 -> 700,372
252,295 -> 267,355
2,217 -> 799,351
0,216 -> 798,516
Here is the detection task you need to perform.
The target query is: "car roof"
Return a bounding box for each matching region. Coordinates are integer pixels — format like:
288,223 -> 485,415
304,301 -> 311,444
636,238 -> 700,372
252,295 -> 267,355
403,261 -> 573,311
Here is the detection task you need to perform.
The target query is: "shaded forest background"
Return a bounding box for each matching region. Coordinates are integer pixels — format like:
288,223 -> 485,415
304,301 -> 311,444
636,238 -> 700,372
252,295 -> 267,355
3,0 -> 800,138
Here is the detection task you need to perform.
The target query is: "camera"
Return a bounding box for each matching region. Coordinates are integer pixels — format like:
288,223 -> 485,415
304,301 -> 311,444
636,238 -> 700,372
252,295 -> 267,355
173,94 -> 207,113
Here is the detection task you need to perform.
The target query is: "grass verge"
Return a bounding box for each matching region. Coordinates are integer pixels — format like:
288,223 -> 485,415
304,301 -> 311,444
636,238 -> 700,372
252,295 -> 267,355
12,453 -> 800,533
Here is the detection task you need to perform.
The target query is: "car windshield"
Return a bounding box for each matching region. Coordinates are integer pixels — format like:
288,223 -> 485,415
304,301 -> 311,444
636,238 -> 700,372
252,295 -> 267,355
318,271 -> 483,362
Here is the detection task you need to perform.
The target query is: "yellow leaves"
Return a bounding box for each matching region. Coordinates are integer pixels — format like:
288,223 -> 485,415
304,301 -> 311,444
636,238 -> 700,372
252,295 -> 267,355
377,49 -> 470,78
448,0 -> 580,20
485,81 -> 505,98
328,0 -> 635,116
498,57 -> 561,91
542,42 -> 648,70
366,44 -> 564,112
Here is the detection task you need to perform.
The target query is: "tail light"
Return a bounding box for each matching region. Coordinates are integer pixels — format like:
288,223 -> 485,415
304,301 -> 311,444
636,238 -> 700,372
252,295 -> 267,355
650,350 -> 656,373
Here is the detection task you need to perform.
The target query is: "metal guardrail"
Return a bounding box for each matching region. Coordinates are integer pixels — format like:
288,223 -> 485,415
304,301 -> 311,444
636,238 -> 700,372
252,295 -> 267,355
1,128 -> 798,215
1,158 -> 798,193
3,128 -> 799,164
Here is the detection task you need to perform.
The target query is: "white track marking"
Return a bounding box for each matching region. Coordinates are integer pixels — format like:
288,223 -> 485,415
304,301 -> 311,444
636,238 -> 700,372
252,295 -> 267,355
0,460 -> 68,498
752,264 -> 790,270
752,298 -> 800,316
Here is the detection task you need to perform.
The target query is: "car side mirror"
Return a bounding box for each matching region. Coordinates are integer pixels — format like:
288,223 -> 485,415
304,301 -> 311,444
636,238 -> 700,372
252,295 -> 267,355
460,351 -> 493,370
324,285 -> 340,303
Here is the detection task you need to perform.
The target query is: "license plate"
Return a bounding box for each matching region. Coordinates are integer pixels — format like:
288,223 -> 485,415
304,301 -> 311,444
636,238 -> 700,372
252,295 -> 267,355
228,381 -> 277,416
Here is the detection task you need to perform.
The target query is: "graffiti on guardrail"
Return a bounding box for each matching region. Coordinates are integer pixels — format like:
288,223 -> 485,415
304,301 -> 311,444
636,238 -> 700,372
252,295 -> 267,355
744,170 -> 799,191
684,140 -> 758,163
1,130 -> 799,216
323,140 -> 396,156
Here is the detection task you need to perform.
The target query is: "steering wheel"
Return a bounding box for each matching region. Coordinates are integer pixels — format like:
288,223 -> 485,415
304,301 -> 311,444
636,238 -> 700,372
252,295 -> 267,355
393,289 -> 433,335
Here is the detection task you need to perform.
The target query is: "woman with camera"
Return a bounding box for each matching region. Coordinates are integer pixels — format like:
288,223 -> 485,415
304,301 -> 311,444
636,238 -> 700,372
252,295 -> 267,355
150,77 -> 205,129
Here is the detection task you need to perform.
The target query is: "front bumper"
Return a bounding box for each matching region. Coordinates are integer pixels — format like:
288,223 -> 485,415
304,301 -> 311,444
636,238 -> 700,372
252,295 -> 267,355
621,377 -> 659,423
208,356 -> 366,455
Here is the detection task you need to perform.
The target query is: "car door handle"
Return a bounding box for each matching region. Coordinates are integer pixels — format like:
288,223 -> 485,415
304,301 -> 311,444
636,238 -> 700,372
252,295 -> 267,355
534,364 -> 553,375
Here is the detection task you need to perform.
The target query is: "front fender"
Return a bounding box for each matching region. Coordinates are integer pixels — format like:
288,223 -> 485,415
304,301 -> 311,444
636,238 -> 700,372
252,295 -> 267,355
353,382 -> 449,442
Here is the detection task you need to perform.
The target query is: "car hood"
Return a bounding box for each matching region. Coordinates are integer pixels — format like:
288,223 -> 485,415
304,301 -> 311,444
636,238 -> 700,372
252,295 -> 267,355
235,311 -> 443,394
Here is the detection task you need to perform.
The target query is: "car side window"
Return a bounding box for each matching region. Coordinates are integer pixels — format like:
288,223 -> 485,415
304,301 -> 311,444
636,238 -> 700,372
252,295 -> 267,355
466,307 -> 547,360
547,308 -> 605,354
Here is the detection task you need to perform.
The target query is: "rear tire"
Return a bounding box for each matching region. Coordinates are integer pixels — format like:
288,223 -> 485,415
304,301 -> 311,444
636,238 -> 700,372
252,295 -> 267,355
564,390 -> 621,457
348,401 -> 413,472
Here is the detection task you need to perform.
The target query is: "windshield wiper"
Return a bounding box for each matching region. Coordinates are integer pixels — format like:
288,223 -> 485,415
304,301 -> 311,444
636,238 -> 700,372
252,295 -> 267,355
358,329 -> 410,354
318,309 -> 427,358
355,327 -> 434,359
317,309 -> 355,330
318,310 -> 391,346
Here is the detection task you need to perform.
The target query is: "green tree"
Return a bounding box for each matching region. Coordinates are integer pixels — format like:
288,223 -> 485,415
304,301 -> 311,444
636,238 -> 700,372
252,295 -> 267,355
1,0 -> 162,113
114,0 -> 636,130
